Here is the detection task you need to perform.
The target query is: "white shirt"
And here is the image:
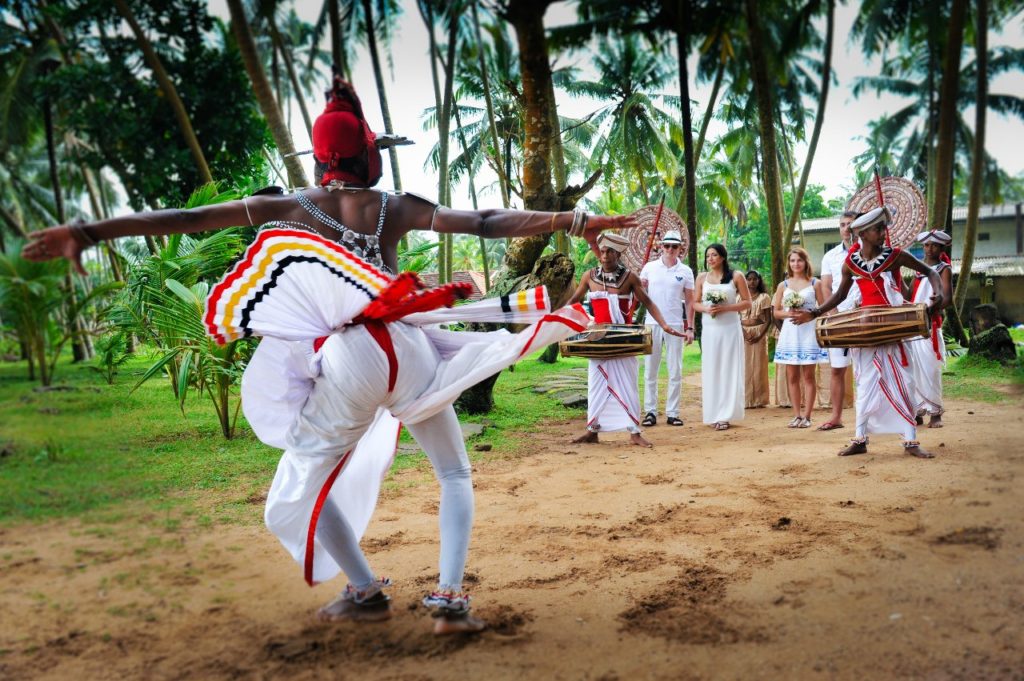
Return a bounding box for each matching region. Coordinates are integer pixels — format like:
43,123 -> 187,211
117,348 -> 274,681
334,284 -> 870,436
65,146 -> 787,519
640,258 -> 694,327
821,241 -> 857,312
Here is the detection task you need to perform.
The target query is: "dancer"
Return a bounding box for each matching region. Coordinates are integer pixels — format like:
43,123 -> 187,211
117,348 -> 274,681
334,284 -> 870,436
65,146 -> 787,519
906,229 -> 953,427
793,207 -> 944,458
567,232 -> 686,447
772,247 -> 828,428
817,210 -> 860,430
639,230 -> 695,427
694,244 -> 752,431
741,270 -> 772,408
23,78 -> 637,634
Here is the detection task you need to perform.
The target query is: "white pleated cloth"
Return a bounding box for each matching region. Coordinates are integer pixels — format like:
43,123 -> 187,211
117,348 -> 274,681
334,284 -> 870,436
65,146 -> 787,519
207,228 -> 590,584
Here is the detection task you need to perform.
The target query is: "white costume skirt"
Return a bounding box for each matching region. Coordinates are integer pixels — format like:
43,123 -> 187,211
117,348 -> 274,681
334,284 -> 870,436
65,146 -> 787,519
208,226 -> 593,584
851,343 -> 918,441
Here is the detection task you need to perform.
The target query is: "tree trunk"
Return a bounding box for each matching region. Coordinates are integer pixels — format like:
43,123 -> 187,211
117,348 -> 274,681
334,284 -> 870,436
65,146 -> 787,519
472,1 -> 511,209
453,101 -> 491,290
270,22 -> 314,140
953,0 -> 986,318
930,0 -> 968,229
361,0 -> 402,191
693,59 -> 724,166
226,0 -> 308,188
784,0 -> 833,247
112,0 -> 213,185
676,26 -> 698,275
327,0 -> 346,77
481,0 -> 561,283
439,10 -> 459,282
744,0 -> 787,288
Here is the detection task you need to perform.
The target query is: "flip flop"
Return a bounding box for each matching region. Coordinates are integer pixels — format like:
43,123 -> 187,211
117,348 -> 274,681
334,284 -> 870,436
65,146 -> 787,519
816,421 -> 843,431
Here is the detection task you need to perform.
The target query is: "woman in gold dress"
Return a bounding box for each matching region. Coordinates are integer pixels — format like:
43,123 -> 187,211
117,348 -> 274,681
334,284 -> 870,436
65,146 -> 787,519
741,270 -> 772,408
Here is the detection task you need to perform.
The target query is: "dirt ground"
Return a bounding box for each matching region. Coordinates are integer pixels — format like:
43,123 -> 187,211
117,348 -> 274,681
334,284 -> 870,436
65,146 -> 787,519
2,384 -> 1022,681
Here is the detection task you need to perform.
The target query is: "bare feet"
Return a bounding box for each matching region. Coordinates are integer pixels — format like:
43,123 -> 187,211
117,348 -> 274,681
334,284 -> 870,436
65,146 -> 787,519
630,432 -> 653,448
928,415 -> 943,428
433,613 -> 486,635
572,431 -> 599,444
838,441 -> 868,456
905,445 -> 935,459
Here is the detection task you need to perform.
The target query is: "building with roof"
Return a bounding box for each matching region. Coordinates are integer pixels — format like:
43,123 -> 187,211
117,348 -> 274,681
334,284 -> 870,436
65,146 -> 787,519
417,271 -> 489,301
796,203 -> 1024,323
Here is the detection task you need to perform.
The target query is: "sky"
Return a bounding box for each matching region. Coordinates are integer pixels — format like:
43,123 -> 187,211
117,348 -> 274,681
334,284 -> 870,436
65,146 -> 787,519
211,1 -> 1024,211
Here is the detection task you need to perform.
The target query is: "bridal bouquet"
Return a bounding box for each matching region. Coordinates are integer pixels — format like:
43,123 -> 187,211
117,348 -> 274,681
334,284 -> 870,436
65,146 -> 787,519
705,290 -> 727,305
782,290 -> 804,310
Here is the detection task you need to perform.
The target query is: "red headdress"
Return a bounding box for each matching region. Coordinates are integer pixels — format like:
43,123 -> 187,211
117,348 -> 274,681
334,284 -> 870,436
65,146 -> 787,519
312,77 -> 382,187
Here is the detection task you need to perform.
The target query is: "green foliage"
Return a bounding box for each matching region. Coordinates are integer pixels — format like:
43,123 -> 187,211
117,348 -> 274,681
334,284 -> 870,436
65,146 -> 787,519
91,332 -> 131,385
43,0 -> 271,209
0,242 -> 66,384
943,352 -> 1024,402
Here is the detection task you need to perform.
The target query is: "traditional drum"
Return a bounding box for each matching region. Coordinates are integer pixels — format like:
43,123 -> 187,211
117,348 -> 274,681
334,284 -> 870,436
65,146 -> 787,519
559,324 -> 653,358
815,304 -> 929,349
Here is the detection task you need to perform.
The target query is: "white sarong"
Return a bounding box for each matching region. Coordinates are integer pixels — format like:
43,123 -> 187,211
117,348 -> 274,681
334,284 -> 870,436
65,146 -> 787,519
585,292 -> 641,433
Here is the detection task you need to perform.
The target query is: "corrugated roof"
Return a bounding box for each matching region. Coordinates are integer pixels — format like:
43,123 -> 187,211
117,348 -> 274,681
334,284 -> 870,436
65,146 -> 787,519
798,203 -> 1021,235
949,255 -> 1024,278
417,271 -> 488,300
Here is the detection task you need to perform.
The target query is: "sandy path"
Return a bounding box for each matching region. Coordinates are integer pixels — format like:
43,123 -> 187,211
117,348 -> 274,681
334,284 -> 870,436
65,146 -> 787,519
2,394 -> 1022,680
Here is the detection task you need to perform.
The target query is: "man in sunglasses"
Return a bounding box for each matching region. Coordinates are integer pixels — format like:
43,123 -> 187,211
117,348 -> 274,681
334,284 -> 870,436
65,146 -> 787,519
640,230 -> 695,427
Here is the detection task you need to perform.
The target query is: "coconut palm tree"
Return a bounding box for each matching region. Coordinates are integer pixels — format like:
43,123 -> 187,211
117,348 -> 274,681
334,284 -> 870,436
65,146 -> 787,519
564,34 -> 681,204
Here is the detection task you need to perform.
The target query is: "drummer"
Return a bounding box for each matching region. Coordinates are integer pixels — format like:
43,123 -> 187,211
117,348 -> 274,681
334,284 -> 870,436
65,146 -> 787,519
792,207 -> 944,459
566,232 -> 687,448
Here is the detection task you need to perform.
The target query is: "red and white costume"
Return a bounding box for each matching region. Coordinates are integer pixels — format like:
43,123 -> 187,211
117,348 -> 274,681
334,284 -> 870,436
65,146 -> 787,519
205,227 -> 589,586
907,254 -> 950,417
845,245 -> 919,443
585,291 -> 642,434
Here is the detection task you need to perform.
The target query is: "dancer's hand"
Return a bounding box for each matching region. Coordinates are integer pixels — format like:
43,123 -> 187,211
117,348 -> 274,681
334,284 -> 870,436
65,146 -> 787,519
663,325 -> 686,338
582,213 -> 639,250
683,329 -> 694,345
22,225 -> 88,275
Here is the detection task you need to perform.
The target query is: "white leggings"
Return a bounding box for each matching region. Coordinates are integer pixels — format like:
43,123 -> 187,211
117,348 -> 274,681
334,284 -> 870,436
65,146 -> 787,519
316,406 -> 474,592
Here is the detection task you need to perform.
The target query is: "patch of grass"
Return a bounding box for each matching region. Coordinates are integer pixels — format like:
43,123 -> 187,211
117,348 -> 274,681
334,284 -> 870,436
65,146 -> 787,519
0,353 -> 279,524
943,353 -> 1024,402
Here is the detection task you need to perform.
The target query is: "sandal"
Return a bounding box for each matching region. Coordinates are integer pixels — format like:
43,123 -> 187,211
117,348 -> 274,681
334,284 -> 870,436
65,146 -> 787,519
797,417 -> 812,428
715,422 -> 730,431
666,416 -> 684,426
816,421 -> 844,431
787,417 -> 802,428
641,412 -> 657,427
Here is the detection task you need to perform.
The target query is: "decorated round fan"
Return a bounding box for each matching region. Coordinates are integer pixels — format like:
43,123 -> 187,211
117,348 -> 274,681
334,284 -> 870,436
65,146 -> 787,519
619,204 -> 689,273
845,177 -> 927,249
204,228 -> 391,345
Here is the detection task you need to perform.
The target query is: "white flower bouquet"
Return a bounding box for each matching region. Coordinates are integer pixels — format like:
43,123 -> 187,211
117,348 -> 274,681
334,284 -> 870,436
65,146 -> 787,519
705,290 -> 727,305
782,290 -> 804,310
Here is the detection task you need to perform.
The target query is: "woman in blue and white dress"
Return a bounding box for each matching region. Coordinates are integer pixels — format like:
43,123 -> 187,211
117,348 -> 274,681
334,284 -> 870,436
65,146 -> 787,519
694,244 -> 752,430
773,247 -> 828,428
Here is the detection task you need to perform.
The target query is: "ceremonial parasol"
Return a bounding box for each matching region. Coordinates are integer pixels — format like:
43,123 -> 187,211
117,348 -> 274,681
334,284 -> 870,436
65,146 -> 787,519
845,176 -> 927,249
618,204 -> 690,274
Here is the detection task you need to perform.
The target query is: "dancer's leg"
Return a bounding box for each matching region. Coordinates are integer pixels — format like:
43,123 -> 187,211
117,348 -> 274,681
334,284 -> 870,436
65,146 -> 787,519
406,406 -> 474,592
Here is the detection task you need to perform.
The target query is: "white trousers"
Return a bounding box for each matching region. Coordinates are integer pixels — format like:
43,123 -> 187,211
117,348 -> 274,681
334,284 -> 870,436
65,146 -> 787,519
643,325 -> 683,417
262,324 -> 473,590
